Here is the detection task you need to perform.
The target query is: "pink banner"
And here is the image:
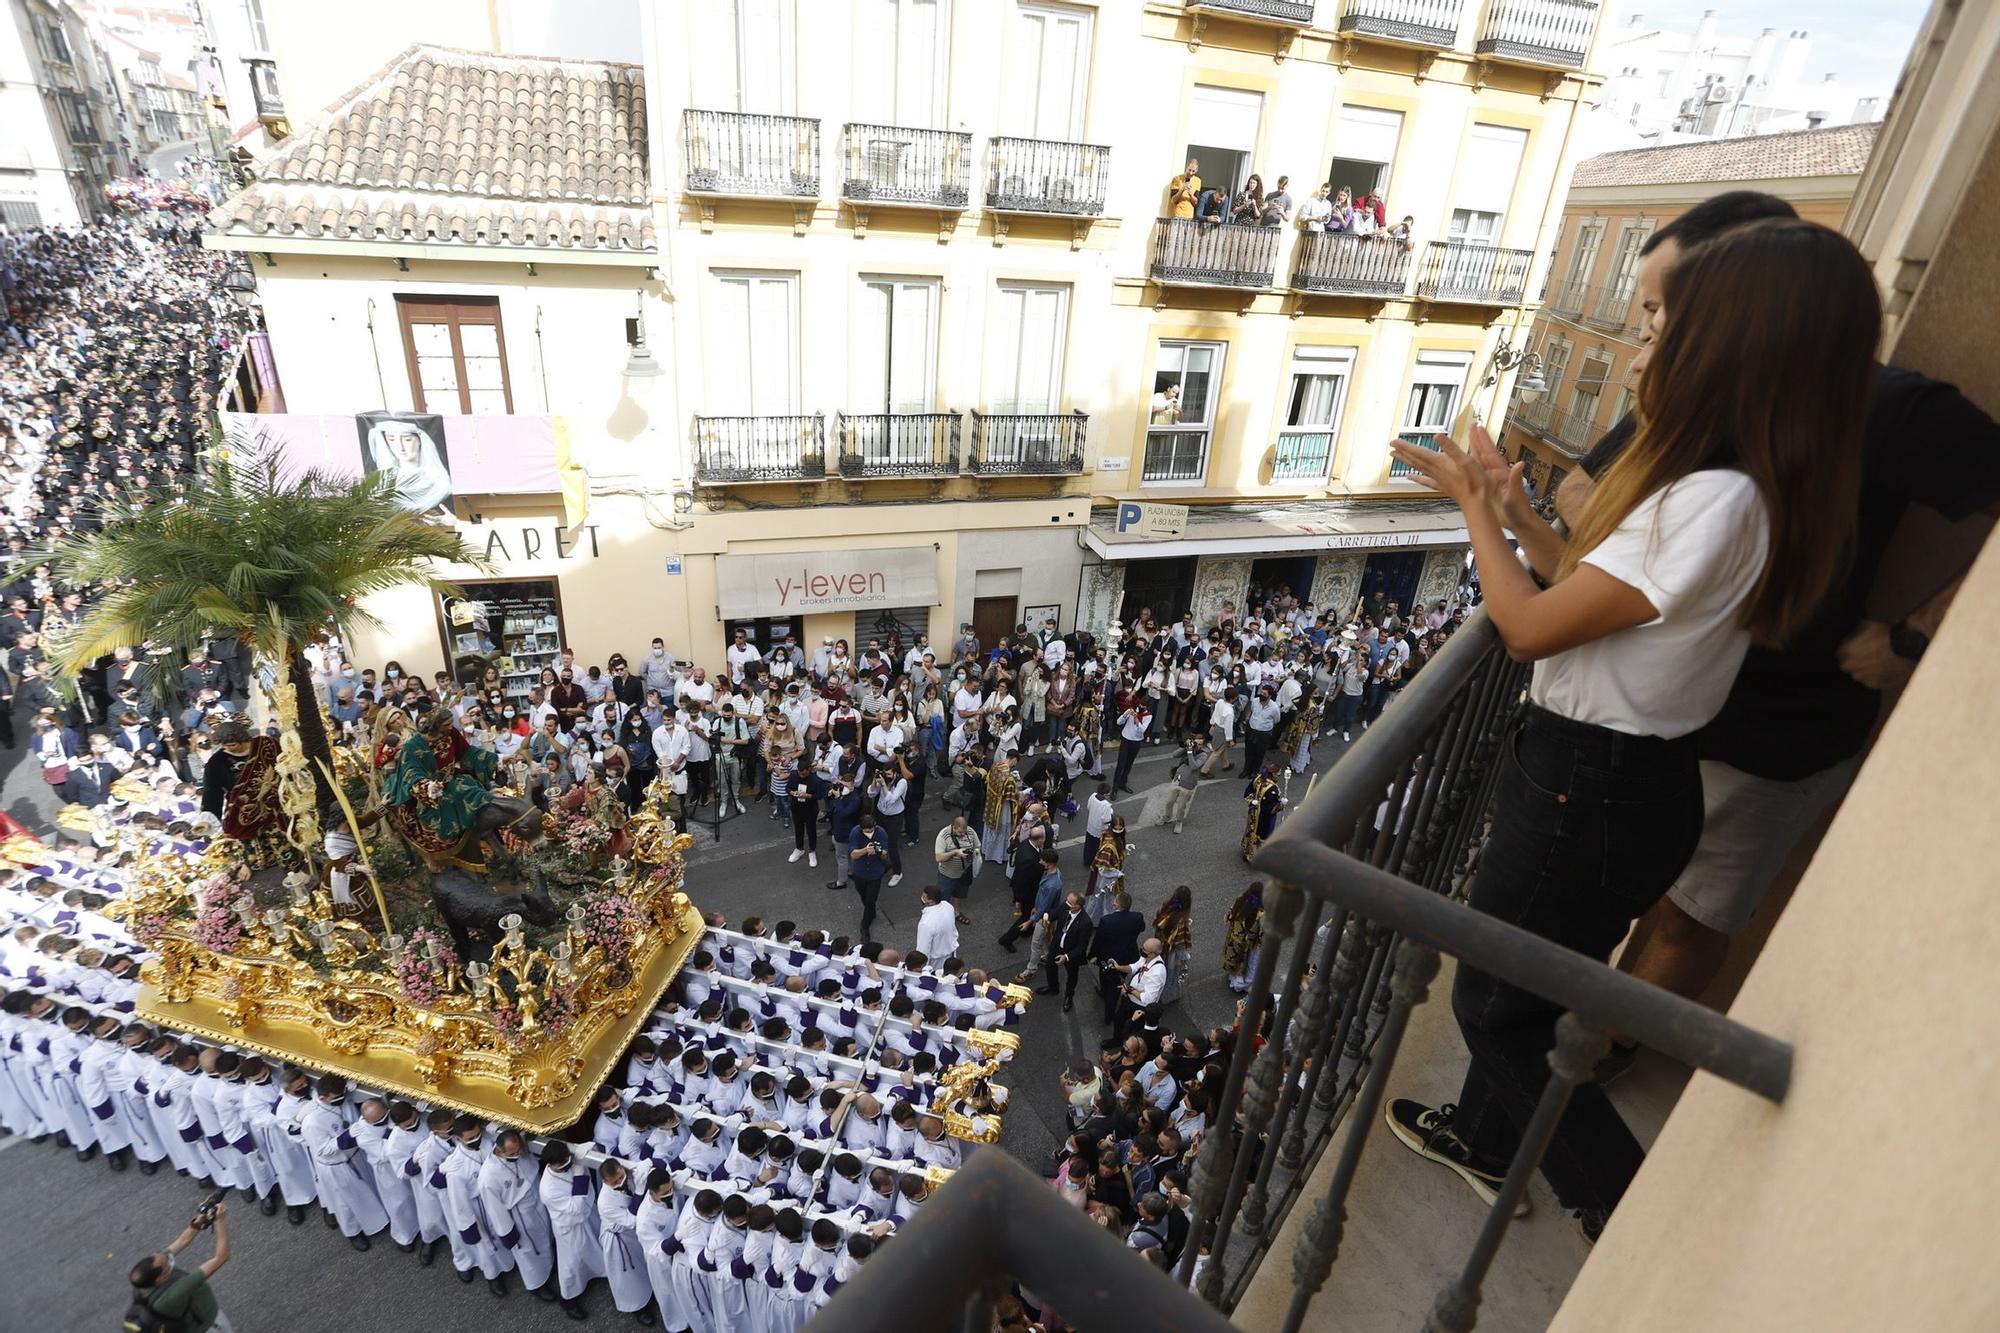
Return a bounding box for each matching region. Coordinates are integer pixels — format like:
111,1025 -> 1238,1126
220,412 -> 560,494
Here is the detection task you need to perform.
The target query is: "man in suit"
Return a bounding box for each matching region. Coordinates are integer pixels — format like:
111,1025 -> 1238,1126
1090,892 -> 1147,1025
1039,889 -> 1095,1012
63,734 -> 125,809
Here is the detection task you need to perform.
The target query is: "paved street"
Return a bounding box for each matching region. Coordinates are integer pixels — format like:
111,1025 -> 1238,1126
0,728 -> 1351,1331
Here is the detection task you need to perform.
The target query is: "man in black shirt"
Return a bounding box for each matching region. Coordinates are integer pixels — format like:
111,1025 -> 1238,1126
1514,191 -> 2000,1047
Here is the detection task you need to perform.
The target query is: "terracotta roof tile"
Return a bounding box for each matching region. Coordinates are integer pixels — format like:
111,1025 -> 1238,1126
206,43 -> 654,254
1572,122 -> 1880,190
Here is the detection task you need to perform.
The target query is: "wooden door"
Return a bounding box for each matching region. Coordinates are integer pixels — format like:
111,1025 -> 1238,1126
972,596 -> 1018,654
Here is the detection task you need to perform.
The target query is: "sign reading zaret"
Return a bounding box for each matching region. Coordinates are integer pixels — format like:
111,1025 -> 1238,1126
716,546 -> 940,618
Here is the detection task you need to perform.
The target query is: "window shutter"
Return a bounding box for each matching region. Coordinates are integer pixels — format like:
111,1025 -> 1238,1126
735,0 -> 793,114
888,280 -> 936,413
1019,5 -> 1088,139
748,275 -> 798,413
855,280 -> 893,412
1014,286 -> 1063,414
712,278 -> 754,414
692,0 -> 744,110
1454,124 -> 1528,219
1336,106 -> 1402,165
852,0 -> 898,123
1191,85 -> 1262,151
987,286 -> 1025,413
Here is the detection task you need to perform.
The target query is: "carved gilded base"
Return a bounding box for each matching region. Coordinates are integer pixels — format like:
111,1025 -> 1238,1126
138,894 -> 703,1132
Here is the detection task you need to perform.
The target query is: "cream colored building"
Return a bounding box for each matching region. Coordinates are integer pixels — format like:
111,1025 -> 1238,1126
212,0 -> 1611,686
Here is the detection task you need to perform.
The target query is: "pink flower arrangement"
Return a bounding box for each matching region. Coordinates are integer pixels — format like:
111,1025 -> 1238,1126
580,887 -> 642,962
396,926 -> 458,1007
495,979 -> 580,1046
189,873 -> 243,953
130,908 -> 175,948
559,815 -> 612,859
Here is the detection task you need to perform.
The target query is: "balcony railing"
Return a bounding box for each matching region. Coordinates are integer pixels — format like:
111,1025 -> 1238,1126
683,109 -> 820,198
1415,240 -> 1534,305
986,136 -> 1109,215
1475,0 -> 1599,68
1542,402 -> 1602,457
1586,276 -> 1636,329
1150,217 -> 1280,288
1142,426 -> 1211,483
1186,0 -> 1317,25
810,610 -> 1795,1331
1548,275 -> 1588,316
841,124 -> 972,208
1334,0 -> 1463,47
1508,386 -> 1556,435
968,410 -> 1088,475
1290,231 -> 1413,296
1387,427 -> 1443,478
690,413 -> 827,483
1273,429 -> 1337,481
834,411 -> 962,477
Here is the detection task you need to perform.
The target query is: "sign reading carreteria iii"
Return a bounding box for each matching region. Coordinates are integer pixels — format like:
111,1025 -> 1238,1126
717,546 -> 940,618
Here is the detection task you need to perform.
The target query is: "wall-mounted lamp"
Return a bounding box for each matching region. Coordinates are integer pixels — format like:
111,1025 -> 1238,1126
1484,335 -> 1545,401
624,293 -> 663,379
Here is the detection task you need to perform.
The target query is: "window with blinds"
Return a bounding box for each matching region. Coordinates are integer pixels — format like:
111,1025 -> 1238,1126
692,0 -> 797,114
853,0 -> 948,125
394,296 -> 512,415
987,283 -> 1069,414
1185,84 -> 1262,197
854,276 -> 941,414
710,272 -> 800,415
1403,351 -> 1473,432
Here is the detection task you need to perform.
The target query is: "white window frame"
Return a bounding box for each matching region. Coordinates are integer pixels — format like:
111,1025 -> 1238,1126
1276,345 -> 1355,482
1143,338 -> 1226,486
1012,2 -> 1092,140
1449,123 -> 1528,245
987,281 -> 1070,415
1185,85 -> 1263,201
1402,351 -> 1472,435
241,0 -> 269,53
1597,221 -> 1652,323
710,270 -> 801,416
856,0 -> 950,125
855,274 -> 942,414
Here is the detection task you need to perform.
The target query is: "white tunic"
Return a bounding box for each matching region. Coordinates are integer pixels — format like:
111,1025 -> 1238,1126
538,1164 -> 606,1300
437,1141 -> 510,1278
595,1178 -> 655,1313
636,1192 -> 694,1331
299,1099 -> 389,1239
478,1153 -> 556,1291
356,1116 -> 420,1246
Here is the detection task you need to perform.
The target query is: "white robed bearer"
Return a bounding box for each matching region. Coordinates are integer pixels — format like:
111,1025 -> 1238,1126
535,1141 -> 606,1321
478,1129 -> 558,1297
594,1158 -> 657,1321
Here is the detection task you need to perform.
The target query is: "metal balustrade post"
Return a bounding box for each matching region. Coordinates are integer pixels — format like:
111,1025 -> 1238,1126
1280,941 -> 1442,1333
1424,1014 -> 1612,1333
1313,913 -> 1373,1113
1280,909 -> 1352,1168
1240,884 -> 1322,1235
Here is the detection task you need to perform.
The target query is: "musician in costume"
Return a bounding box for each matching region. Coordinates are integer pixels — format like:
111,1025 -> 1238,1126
1241,762 -> 1285,862
1086,813 -> 1128,901
381,707 -> 500,857
976,753 -> 1020,868
199,712 -> 289,858
1283,690 -> 1322,775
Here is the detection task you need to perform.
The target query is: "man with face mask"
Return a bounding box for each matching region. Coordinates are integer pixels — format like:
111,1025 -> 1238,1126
640,637 -> 677,697
63,732 -> 124,808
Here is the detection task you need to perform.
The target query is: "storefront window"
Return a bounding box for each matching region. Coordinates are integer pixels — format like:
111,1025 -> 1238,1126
435,577 -> 565,702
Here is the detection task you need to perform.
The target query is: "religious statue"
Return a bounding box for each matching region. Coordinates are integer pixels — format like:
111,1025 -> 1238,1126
381,707 -> 502,860
199,711 -> 288,855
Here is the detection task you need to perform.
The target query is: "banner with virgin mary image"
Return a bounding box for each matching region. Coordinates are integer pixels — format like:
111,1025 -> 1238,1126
356,411 -> 452,513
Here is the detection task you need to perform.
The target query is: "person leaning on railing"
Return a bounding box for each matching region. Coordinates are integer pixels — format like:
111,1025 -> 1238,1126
1381,218 -> 1883,1242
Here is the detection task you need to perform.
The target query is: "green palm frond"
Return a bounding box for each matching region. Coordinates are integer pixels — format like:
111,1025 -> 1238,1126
51,452 -> 494,676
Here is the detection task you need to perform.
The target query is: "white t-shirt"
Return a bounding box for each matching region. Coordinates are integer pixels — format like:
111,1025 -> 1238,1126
1530,469 -> 1769,738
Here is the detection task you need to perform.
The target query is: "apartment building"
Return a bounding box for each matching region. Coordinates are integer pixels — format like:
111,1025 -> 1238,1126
210,0 -> 1609,682
0,0 -> 128,227
1498,120 -> 1879,497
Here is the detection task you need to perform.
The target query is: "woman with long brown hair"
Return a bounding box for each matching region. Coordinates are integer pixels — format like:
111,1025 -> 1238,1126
1383,218 -> 1880,1239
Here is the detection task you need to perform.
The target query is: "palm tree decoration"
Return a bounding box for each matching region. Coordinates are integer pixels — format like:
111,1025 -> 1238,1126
52,451 -> 490,819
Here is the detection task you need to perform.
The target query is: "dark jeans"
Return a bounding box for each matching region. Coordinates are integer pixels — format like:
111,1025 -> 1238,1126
1243,727 -> 1276,776
1332,692 -> 1362,731
854,875 -> 884,941
1112,739 -> 1140,790
791,804 -> 817,851
1450,706 -> 1702,1218
1043,955 -> 1085,999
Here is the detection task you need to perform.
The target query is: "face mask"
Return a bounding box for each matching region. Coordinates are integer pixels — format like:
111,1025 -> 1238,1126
387,668 -> 400,678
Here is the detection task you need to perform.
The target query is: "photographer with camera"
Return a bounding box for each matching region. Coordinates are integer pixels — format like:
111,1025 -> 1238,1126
125,1196 -> 232,1332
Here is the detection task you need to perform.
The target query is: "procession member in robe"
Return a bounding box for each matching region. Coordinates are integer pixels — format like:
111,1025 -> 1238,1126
594,1157 -> 658,1324
636,1167 -> 694,1332
111,1024 -> 168,1175
75,1015 -> 134,1169
1284,691 -> 1322,774
764,1209 -> 813,1333
210,1056 -> 273,1209
406,1108 -> 458,1266
702,1193 -> 756,1333
1241,762 -> 1285,862
298,1074 -> 388,1252
240,1058 -> 315,1223
381,706 -> 502,859
479,1128 -> 559,1301
536,1140 -> 606,1322
1222,882 -> 1266,995
198,712 -> 289,858
437,1114 -> 512,1294
189,1048 -> 250,1192
354,1097 -> 421,1252
1086,812 -> 1129,900
976,753 -> 1020,868
671,1188 -> 723,1331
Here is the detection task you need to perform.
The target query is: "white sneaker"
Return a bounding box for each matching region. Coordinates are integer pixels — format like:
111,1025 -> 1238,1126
788,849 -> 804,863
808,852 -> 818,868
735,801 -> 747,815
889,873 -> 903,887
1173,822 -> 1184,834
1343,730 -> 1352,742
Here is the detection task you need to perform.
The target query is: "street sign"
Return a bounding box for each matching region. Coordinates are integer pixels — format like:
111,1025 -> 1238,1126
1115,501 -> 1189,539
664,555 -> 683,575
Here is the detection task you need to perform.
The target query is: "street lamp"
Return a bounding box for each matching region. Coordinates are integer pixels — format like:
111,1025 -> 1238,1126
222,255 -> 260,308
623,293 -> 663,379
1484,335 -> 1544,400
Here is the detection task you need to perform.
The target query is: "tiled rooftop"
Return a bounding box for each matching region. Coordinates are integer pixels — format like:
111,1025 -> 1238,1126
207,44 -> 655,254
1573,121 -> 1880,189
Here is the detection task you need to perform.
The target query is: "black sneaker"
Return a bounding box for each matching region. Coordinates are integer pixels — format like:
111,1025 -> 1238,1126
1594,1042 -> 1639,1087
1384,1099 -> 1529,1216
1574,1208 -> 1606,1245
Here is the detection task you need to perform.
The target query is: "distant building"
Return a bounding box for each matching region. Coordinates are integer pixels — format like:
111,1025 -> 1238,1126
0,0 -> 131,226
1499,121 -> 1880,496
1592,9 -> 1889,153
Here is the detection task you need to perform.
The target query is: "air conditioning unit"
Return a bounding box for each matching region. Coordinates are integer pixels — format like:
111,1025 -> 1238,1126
1707,83 -> 1732,102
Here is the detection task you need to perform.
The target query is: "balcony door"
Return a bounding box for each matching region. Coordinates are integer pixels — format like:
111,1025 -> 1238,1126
1448,122 -> 1528,246
711,272 -> 800,416
1185,84 -> 1262,202
1275,345 -> 1354,481
693,0 -> 796,114
1011,3 -> 1091,140
1144,339 -> 1224,485
988,282 -> 1068,414
853,0 -> 949,126
853,276 -> 941,465
1327,104 -> 1402,203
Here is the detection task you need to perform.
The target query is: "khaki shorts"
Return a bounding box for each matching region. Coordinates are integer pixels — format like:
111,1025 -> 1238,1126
1666,757 -> 1861,935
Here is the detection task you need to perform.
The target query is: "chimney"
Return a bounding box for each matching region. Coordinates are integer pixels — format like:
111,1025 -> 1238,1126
1745,27 -> 1780,87
1773,29 -> 1811,92
1671,10 -> 1721,100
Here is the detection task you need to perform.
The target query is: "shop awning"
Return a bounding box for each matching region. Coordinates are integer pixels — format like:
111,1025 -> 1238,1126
1083,499 -> 1468,561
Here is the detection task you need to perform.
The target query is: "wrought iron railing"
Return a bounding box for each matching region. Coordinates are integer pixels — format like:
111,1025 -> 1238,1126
1541,402 -> 1602,457
806,610 -> 1795,1331
682,109 -> 821,198
690,413 -> 827,483
1387,427 -> 1443,478
840,123 -> 973,208
1508,384 -> 1557,435
986,137 -> 1110,215
968,410 -> 1088,475
1151,217 -> 1280,288
1548,276 -> 1589,316
1186,0 -> 1317,24
1290,230 -> 1413,296
1273,429 -> 1337,481
1141,427 -> 1212,483
1335,0 -> 1463,46
834,411 -> 962,477
1475,0 -> 1599,68
1585,275 -> 1636,329
1416,241 -> 1534,304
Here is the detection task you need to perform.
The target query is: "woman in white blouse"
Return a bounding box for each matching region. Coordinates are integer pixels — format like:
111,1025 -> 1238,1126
1382,219 -> 1881,1238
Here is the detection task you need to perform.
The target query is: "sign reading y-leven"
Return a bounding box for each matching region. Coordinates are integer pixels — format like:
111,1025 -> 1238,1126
716,546 -> 940,618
